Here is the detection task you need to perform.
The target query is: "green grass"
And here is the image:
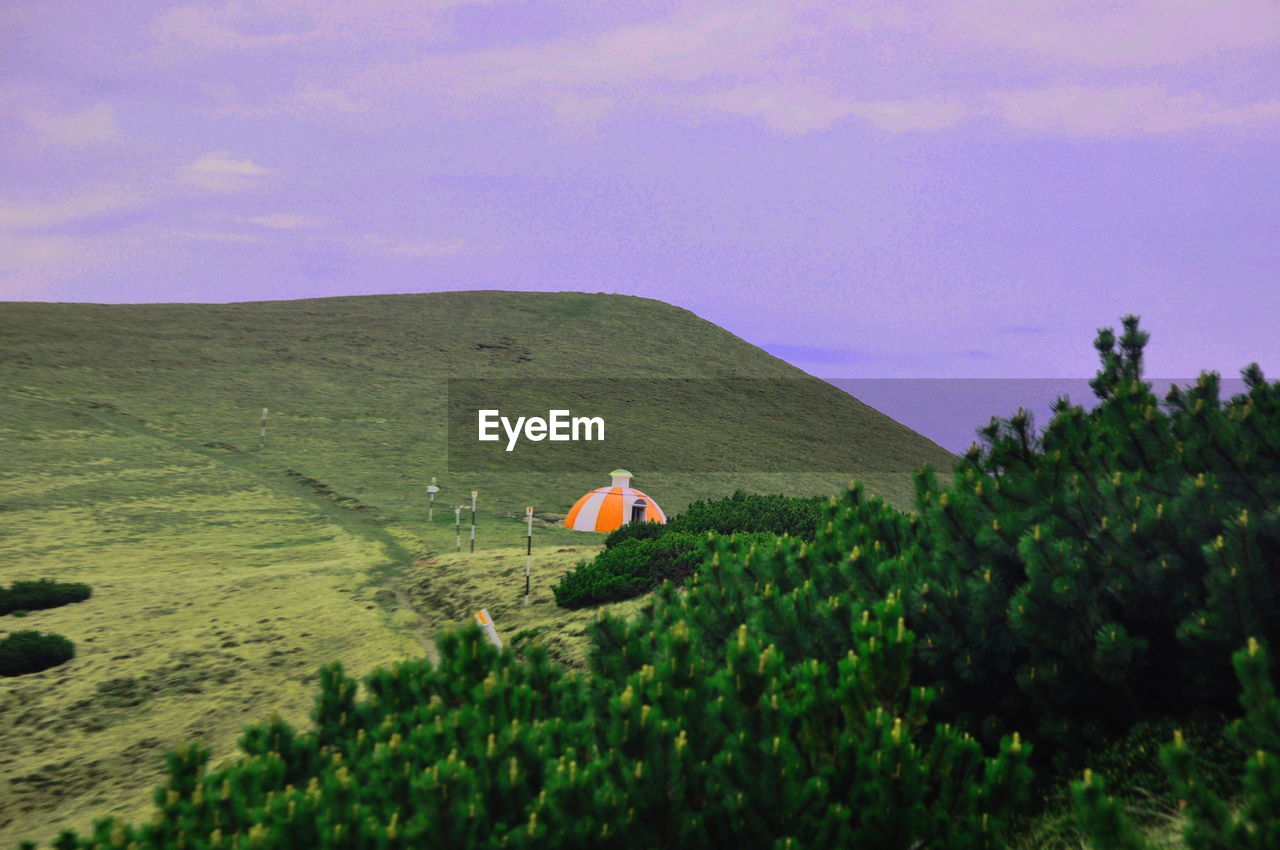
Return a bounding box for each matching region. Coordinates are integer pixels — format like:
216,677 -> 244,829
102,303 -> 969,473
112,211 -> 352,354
402,544 -> 648,669
0,291 -> 957,845
0,397 -> 423,844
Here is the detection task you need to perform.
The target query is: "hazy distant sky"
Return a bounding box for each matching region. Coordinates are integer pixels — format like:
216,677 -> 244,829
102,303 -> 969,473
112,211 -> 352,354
3,1 -> 1278,380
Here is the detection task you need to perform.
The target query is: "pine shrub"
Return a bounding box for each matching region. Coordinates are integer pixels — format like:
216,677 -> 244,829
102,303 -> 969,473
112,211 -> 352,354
665,490 -> 826,539
554,532 -> 779,609
0,629 -> 75,676
566,493 -> 824,609
38,598 -> 1030,849
602,519 -> 666,549
552,533 -> 703,608
0,579 -> 92,616
1073,639 -> 1280,850
740,316 -> 1280,767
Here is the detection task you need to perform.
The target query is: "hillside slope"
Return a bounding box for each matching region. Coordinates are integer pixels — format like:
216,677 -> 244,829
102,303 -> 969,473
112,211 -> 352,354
1,291 -> 954,526
0,291 -> 957,844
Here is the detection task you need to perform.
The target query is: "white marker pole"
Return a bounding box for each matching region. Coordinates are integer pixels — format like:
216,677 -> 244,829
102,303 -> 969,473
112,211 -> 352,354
454,505 -> 462,552
426,477 -> 439,522
524,506 -> 533,604
470,490 -> 478,553
259,407 -> 268,449
474,608 -> 503,648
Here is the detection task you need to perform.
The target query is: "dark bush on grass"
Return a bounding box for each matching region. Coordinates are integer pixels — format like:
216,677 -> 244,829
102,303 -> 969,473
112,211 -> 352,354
603,519 -> 666,549
0,578 -> 92,615
665,490 -> 825,539
554,531 -> 780,609
0,630 -> 76,676
553,534 -> 703,608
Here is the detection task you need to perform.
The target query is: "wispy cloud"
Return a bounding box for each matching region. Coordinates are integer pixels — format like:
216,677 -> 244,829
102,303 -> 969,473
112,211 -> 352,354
0,232 -> 79,271
699,84 -> 857,136
171,229 -> 264,244
941,0 -> 1280,69
988,85 -> 1280,137
152,5 -> 307,52
150,0 -> 467,59
181,151 -> 270,192
246,213 -> 322,229
236,1 -> 1280,140
24,102 -> 118,145
849,97 -> 969,133
551,95 -> 614,133
356,233 -> 467,258
0,192 -> 141,230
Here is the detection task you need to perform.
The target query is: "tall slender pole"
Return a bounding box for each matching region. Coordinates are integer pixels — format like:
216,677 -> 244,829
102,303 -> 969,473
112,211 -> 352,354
259,407 -> 268,449
470,490 -> 478,553
524,506 -> 533,604
454,505 -> 462,552
427,476 -> 439,522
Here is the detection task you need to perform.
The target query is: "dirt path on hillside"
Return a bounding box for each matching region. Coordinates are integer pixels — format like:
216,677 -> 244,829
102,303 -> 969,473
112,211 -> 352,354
3,390 -> 424,596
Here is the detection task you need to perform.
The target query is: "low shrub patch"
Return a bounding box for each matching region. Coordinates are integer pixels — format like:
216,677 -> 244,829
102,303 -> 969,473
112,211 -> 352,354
0,577 -> 92,615
563,491 -> 824,609
554,531 -> 778,608
554,534 -> 702,608
602,519 -> 666,549
665,490 -> 825,539
0,629 -> 76,676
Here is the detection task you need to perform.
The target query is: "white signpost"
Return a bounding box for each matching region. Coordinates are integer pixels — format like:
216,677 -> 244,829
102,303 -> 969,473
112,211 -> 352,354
524,506 -> 533,604
474,608 -> 502,648
470,490 -> 478,553
454,505 -> 462,552
426,477 -> 440,522
259,407 -> 268,449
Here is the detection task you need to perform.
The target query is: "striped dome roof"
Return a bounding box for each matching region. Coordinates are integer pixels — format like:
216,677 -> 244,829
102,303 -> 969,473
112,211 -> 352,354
564,470 -> 666,533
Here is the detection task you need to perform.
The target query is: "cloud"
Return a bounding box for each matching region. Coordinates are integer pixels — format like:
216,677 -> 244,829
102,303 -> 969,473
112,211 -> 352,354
168,0 -> 1280,142
153,5 -> 306,51
24,102 -> 118,144
0,231 -> 82,299
702,83 -> 1280,139
0,192 -> 141,230
700,84 -> 855,135
150,0 -> 465,58
552,95 -> 614,132
988,85 -> 1280,137
700,82 -> 968,135
356,233 -> 467,258
0,232 -> 79,271
171,229 -> 264,244
218,83 -> 368,119
318,2 -> 805,113
849,98 -> 968,133
246,213 -> 322,229
181,151 -> 270,192
295,84 -> 365,114
942,0 -> 1280,68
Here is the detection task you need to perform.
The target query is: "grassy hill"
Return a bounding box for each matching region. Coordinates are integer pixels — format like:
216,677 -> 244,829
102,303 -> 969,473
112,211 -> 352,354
0,291 -> 957,844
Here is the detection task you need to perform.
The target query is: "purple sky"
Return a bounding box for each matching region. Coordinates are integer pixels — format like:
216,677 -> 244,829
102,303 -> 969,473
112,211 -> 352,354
3,1 -> 1278,380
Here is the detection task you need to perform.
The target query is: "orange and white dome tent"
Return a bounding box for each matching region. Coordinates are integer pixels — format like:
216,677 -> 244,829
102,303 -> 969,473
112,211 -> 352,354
564,470 -> 666,533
